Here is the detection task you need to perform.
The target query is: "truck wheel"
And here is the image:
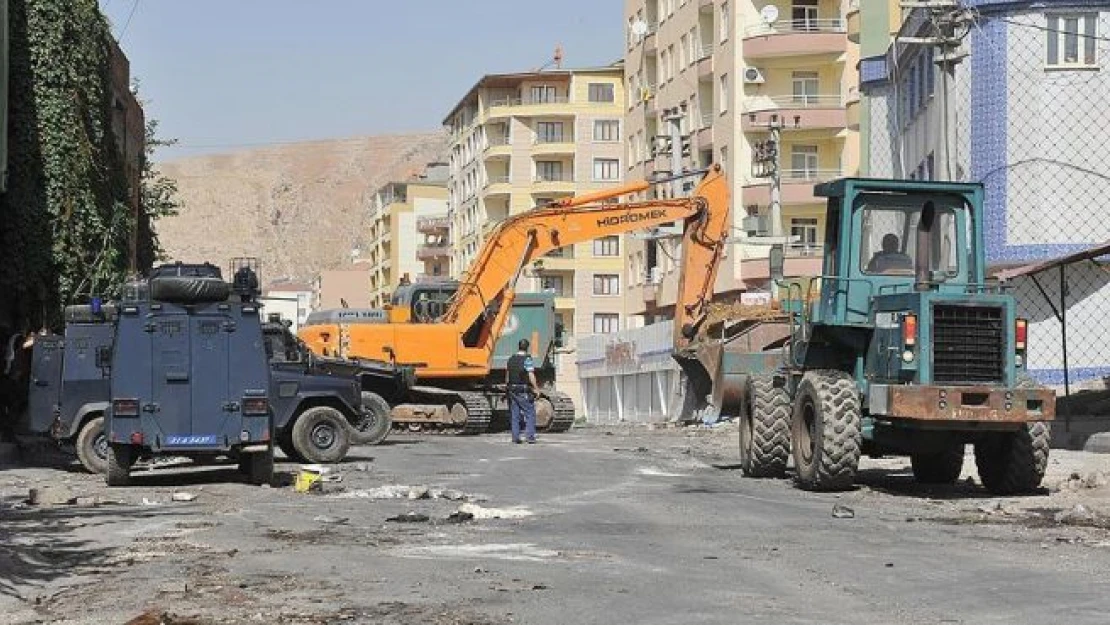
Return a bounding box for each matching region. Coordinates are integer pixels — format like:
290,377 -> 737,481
739,374 -> 791,478
974,422 -> 1050,495
75,415 -> 109,475
791,370 -> 862,491
292,406 -> 351,463
911,445 -> 965,484
277,435 -> 306,463
240,448 -> 274,486
105,444 -> 134,487
354,391 -> 392,445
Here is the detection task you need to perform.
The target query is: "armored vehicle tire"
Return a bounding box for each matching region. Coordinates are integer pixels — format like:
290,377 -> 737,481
354,391 -> 392,445
292,406 -> 351,463
791,370 -> 862,492
974,422 -> 1050,495
75,415 -> 109,475
739,374 -> 791,478
148,275 -> 230,304
240,449 -> 274,486
277,436 -> 306,463
105,444 -> 134,487
910,445 -> 965,484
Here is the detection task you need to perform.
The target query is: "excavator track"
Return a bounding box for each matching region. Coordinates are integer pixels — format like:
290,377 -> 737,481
544,391 -> 576,433
393,386 -> 493,436
457,391 -> 494,435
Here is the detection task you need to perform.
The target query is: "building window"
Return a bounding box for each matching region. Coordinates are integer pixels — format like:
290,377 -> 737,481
790,218 -> 819,253
719,74 -> 729,113
536,160 -> 564,181
680,34 -> 689,67
594,119 -> 620,142
792,0 -> 818,30
791,71 -> 819,105
536,121 -> 565,143
791,145 -> 819,177
1046,13 -> 1098,67
719,1 -> 729,42
541,275 -> 565,295
593,236 -> 620,257
593,274 -> 620,295
530,85 -> 558,104
593,313 -> 620,334
593,158 -> 620,181
588,83 -> 615,102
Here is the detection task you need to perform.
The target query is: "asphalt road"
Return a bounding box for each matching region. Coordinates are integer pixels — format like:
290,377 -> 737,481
2,425 -> 1109,624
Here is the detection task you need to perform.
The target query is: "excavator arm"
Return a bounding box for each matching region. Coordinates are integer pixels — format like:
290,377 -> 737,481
444,164 -> 730,353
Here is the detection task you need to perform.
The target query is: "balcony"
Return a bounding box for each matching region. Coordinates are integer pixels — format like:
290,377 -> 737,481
416,215 -> 451,234
741,95 -> 847,131
416,244 -> 452,260
484,134 -> 511,158
484,175 -> 512,195
742,169 -> 843,206
532,173 -> 576,194
487,95 -> 571,119
845,87 -> 860,130
696,43 -> 714,79
533,135 -> 576,155
743,19 -> 846,59
847,0 -> 861,44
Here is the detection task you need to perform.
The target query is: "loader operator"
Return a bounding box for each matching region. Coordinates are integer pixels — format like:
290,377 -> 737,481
506,339 -> 539,444
866,233 -> 914,274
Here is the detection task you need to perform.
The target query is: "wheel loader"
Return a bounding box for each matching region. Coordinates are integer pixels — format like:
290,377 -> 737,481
675,177 -> 1057,494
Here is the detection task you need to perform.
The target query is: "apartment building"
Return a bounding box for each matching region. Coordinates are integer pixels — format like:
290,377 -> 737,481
441,65 -> 628,339
364,163 -> 450,307
622,0 -> 858,324
311,268 -> 372,311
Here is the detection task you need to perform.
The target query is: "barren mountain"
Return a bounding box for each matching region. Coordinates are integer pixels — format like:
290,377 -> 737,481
156,132 -> 449,284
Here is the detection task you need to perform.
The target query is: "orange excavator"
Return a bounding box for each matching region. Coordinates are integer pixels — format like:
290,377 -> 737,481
298,164 -> 730,433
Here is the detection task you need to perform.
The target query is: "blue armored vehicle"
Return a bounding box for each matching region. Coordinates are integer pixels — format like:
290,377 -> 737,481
17,303 -> 117,473
105,260 -> 273,486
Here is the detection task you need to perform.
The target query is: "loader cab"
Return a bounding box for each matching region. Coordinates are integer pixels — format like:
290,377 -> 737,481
809,178 -> 985,327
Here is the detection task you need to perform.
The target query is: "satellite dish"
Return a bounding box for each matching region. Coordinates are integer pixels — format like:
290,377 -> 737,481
631,19 -> 648,38
760,5 -> 779,24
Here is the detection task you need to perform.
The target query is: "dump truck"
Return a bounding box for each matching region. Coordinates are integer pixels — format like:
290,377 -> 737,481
302,282 -> 569,433
677,177 -> 1056,494
299,165 -> 732,435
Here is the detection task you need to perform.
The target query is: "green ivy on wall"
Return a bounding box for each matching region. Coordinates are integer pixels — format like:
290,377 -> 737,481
0,0 -> 142,331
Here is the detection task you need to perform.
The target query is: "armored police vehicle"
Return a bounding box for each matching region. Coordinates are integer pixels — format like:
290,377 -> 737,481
18,302 -> 117,473
105,261 -> 273,486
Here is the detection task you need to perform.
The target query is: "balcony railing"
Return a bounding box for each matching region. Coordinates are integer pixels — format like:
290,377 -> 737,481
533,174 -> 575,183
416,244 -> 452,260
785,242 -> 825,258
489,96 -> 571,107
485,175 -> 511,186
698,43 -> 714,60
486,134 -> 511,147
416,215 -> 450,232
535,134 -> 573,144
743,94 -> 845,111
744,19 -> 846,37
780,168 -> 843,182
701,112 -> 714,128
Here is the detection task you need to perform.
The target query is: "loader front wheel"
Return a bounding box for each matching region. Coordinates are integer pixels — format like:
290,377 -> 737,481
791,370 -> 862,492
974,422 -> 1050,495
739,374 -> 791,478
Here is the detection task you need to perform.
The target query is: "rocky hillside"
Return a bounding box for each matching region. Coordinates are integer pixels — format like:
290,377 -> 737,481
155,132 -> 449,284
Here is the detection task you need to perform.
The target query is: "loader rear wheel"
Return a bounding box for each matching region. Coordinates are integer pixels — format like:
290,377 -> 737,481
739,374 -> 791,478
105,444 -> 134,487
354,391 -> 393,444
292,407 -> 351,463
911,444 -> 965,484
974,422 -> 1050,495
791,370 -> 862,492
75,415 -> 108,475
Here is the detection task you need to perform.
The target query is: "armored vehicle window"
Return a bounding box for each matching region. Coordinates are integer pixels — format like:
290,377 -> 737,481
859,201 -> 959,276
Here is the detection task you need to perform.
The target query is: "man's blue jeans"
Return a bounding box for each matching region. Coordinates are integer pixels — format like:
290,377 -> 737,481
508,387 -> 536,443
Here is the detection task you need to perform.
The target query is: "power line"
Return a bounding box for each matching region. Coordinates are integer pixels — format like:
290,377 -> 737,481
994,15 -> 1110,43
118,0 -> 139,42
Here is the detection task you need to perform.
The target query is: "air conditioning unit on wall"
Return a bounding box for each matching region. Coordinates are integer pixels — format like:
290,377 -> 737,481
743,67 -> 766,84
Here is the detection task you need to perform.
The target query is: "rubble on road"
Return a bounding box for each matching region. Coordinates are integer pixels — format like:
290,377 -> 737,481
333,484 -> 481,502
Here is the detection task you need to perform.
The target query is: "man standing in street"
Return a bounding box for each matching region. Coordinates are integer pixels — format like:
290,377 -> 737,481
506,338 -> 539,444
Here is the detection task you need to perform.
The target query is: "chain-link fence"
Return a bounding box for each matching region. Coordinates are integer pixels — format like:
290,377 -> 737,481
862,5 -> 1110,433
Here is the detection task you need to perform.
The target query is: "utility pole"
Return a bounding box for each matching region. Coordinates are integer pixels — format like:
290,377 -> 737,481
660,105 -> 690,198
897,1 -> 974,181
749,113 -> 798,238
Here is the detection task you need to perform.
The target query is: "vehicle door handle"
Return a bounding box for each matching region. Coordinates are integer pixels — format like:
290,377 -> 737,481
223,402 -> 240,412
33,379 -> 48,387
143,403 -> 159,413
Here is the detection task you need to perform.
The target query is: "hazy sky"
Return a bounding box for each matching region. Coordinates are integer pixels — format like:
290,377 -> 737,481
98,1 -> 623,160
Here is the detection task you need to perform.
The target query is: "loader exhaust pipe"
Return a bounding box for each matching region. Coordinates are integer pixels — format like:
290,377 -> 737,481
914,200 -> 936,291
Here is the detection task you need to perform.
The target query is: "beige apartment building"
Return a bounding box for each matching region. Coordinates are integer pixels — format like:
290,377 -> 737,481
622,0 -> 858,323
442,65 -> 629,339
312,268 -> 372,311
364,164 -> 450,307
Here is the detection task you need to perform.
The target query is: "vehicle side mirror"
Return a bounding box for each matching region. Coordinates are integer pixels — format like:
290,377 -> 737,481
769,244 -> 785,283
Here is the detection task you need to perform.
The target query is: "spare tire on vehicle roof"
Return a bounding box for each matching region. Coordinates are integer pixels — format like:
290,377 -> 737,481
148,276 -> 231,304
149,262 -> 223,280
